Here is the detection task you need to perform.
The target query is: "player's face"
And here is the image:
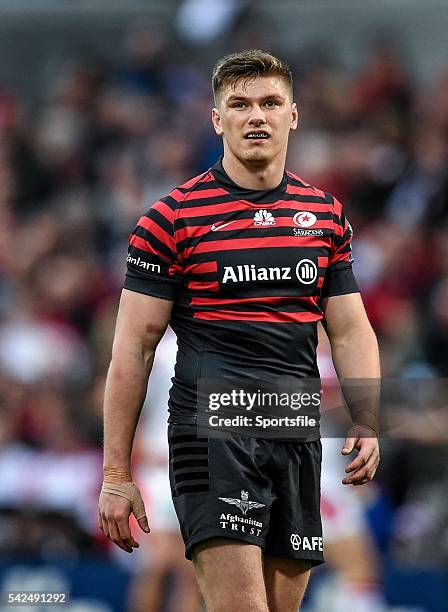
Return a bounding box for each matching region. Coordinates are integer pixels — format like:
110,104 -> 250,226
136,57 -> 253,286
212,76 -> 298,166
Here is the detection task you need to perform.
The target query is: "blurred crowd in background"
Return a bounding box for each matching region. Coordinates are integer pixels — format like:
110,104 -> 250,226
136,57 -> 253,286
0,0 -> 448,610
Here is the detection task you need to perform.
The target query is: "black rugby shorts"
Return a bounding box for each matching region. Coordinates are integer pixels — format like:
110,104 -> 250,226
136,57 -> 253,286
168,424 -> 324,565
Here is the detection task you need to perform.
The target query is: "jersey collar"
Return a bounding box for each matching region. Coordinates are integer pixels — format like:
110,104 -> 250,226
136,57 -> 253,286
210,157 -> 288,206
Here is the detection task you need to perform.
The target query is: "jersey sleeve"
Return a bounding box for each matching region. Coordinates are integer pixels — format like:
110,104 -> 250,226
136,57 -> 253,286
321,196 -> 359,298
123,197 -> 182,301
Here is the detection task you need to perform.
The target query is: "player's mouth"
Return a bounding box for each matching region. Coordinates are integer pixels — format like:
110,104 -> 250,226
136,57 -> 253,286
244,131 -> 270,140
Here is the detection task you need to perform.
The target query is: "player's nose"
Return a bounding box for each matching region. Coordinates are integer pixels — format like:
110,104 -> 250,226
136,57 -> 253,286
248,104 -> 266,125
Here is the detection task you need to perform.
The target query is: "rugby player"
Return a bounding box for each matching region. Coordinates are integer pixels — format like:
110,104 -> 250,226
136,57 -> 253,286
99,50 -> 380,611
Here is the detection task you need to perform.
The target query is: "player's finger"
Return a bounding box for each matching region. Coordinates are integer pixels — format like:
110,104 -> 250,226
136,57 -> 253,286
352,460 -> 379,486
130,485 -> 147,527
341,437 -> 357,455
342,454 -> 378,485
343,462 -> 378,485
137,515 -> 150,533
108,520 -> 133,553
345,449 -> 372,473
345,437 -> 379,471
343,471 -> 369,485
116,517 -> 139,548
101,517 -> 110,539
344,454 -> 378,482
353,477 -> 371,486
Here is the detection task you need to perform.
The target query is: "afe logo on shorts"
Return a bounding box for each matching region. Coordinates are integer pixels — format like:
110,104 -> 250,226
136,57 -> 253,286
290,534 -> 301,550
295,259 -> 318,285
290,533 -> 323,551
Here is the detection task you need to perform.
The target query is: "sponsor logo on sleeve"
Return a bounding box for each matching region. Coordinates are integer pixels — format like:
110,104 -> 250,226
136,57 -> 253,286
126,253 -> 161,273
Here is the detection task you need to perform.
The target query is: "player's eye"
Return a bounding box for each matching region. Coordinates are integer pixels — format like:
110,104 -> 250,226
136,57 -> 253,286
231,101 -> 246,108
264,100 -> 278,107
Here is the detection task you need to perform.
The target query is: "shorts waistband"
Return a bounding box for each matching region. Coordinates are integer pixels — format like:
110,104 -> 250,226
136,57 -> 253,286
168,414 -> 198,426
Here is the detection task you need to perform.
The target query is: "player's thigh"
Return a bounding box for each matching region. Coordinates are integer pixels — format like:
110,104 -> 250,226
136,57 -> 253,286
192,538 -> 269,612
263,555 -> 312,612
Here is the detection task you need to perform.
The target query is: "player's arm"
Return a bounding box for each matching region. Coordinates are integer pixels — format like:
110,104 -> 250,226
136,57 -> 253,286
99,190 -> 181,551
322,292 -> 380,486
103,288 -> 173,473
99,289 -> 173,552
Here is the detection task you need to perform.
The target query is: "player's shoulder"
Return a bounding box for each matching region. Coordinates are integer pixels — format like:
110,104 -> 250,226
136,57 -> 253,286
169,169 -> 216,204
286,169 -> 341,211
177,169 -> 215,192
143,169 -> 214,221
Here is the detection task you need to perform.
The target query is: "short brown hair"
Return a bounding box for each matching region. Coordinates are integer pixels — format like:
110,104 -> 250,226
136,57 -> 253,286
212,49 -> 293,104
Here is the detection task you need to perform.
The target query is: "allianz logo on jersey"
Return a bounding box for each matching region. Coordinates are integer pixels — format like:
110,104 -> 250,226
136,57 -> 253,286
254,209 -> 276,226
222,259 -> 317,285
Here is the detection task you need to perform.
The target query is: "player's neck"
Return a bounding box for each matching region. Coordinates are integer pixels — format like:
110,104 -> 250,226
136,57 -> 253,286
221,154 -> 285,191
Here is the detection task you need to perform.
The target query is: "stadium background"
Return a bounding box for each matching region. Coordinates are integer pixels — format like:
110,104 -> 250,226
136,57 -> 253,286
0,0 -> 448,610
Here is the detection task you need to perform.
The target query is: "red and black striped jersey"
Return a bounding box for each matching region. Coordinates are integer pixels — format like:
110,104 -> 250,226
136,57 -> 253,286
124,159 -> 358,437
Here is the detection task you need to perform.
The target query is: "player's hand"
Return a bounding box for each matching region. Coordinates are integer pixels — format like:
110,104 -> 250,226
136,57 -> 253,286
341,424 -> 380,486
99,481 -> 150,553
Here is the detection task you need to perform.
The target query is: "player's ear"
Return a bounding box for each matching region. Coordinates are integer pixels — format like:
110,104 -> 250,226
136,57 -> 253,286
290,102 -> 299,131
212,107 -> 223,136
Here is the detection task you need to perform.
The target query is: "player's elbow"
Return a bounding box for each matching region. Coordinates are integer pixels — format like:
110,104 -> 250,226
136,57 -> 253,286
110,333 -> 157,372
329,318 -> 377,351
